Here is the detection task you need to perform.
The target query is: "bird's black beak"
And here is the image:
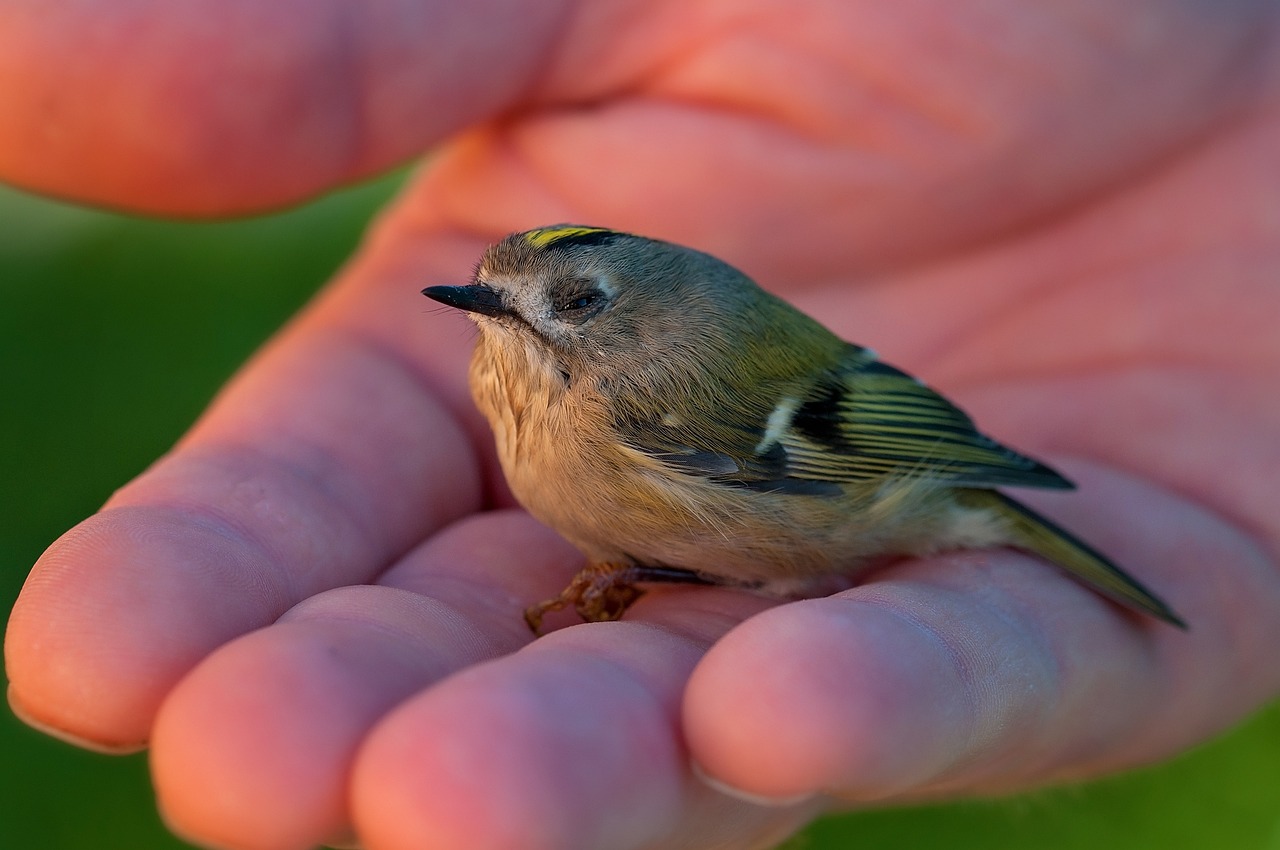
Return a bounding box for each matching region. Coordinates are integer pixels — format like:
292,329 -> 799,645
422,284 -> 509,318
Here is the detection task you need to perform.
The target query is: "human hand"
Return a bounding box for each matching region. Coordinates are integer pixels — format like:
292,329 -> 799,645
5,2 -> 1280,849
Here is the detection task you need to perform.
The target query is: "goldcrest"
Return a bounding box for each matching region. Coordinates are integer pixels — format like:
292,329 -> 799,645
423,225 -> 1185,633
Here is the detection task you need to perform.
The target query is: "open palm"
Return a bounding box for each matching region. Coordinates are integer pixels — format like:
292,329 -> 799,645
5,3 -> 1279,849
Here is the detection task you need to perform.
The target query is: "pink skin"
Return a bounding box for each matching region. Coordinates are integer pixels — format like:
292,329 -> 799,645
4,2 -> 1280,849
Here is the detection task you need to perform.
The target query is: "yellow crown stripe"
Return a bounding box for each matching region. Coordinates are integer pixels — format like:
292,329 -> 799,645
523,225 -> 614,249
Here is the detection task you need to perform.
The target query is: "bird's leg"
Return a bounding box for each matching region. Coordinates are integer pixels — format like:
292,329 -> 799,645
523,562 -> 641,634
524,562 -> 715,634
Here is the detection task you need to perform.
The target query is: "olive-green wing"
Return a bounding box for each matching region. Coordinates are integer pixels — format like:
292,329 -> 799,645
775,347 -> 1071,490
614,345 -> 1070,494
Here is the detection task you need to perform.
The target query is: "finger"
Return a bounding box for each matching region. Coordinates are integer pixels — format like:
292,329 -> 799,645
4,227 -> 492,749
412,1 -> 1271,279
349,597 -> 822,850
0,0 -> 572,213
149,510 -> 571,850
5,2 -> 1267,232
684,471 -> 1280,802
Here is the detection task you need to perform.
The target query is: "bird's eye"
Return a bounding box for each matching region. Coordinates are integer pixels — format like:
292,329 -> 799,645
552,283 -> 606,320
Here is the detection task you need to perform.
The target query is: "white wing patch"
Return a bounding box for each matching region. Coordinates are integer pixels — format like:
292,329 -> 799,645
755,395 -> 801,455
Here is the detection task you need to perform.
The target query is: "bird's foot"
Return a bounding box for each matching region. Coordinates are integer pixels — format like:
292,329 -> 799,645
524,562 -> 644,634
524,563 -> 717,634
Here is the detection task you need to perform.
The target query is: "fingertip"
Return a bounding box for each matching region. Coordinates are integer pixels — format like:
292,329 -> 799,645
150,628 -> 348,850
683,597 -> 979,802
5,685 -> 144,755
352,627 -> 695,850
4,507 -> 287,747
150,585 -> 505,850
687,759 -> 816,808
351,670 -> 575,850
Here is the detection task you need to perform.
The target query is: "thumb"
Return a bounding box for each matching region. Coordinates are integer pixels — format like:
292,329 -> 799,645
0,0 -> 571,214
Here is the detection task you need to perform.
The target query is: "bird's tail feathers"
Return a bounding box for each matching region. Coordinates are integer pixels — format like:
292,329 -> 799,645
962,489 -> 1186,629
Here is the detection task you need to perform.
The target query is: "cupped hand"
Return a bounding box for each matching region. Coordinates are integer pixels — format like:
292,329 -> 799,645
5,2 -> 1280,849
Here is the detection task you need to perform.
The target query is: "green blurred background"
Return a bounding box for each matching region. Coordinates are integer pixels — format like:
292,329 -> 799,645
1,177 -> 1276,850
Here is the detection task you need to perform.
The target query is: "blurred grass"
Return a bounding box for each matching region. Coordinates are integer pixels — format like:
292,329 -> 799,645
1,178 -> 1277,850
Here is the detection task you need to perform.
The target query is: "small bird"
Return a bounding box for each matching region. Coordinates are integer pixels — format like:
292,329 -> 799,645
423,225 -> 1185,633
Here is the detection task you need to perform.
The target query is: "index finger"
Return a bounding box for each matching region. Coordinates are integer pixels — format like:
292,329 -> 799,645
4,224 -> 494,749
